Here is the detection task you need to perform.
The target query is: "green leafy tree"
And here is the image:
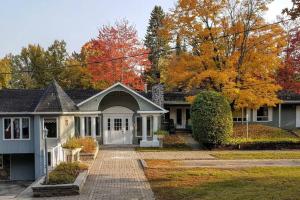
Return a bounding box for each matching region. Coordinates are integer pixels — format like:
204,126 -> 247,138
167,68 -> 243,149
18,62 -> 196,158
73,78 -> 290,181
191,91 -> 233,148
0,57 -> 12,88
145,5 -> 170,86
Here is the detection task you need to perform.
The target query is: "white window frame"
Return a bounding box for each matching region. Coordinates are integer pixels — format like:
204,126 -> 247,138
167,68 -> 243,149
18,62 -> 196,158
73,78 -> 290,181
135,116 -> 153,138
0,154 -> 3,169
3,117 -> 31,140
253,107 -> 273,122
43,117 -> 58,139
232,109 -> 247,122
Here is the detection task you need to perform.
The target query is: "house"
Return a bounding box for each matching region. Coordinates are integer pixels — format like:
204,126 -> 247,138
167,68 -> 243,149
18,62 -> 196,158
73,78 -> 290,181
1,80 -> 300,181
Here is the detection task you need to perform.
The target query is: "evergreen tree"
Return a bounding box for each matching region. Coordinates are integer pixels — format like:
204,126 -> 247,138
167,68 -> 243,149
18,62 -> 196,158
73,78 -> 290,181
144,5 -> 170,86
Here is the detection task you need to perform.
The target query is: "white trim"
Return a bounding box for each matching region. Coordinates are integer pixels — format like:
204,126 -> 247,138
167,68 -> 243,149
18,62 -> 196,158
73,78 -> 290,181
2,117 -> 31,141
77,82 -> 168,113
137,111 -> 166,114
0,111 -> 102,115
268,107 -> 273,122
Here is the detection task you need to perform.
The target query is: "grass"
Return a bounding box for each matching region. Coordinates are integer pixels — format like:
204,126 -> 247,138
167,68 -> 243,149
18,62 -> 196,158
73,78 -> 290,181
145,166 -> 300,200
211,151 -> 300,159
232,124 -> 298,140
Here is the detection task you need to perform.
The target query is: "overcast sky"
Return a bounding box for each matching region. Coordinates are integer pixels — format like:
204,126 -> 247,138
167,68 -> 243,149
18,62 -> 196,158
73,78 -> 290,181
0,0 -> 292,57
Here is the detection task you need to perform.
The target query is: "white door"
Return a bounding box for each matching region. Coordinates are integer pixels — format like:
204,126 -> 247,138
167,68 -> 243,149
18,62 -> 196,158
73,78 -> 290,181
104,116 -> 132,144
296,106 -> 300,127
103,106 -> 133,145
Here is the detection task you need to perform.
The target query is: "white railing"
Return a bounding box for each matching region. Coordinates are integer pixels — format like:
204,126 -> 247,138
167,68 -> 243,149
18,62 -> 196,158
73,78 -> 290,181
50,143 -> 64,168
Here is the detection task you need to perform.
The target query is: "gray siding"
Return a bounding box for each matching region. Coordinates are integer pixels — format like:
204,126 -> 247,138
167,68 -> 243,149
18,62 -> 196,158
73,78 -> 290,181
10,154 -> 35,180
0,116 -> 34,153
79,85 -> 160,111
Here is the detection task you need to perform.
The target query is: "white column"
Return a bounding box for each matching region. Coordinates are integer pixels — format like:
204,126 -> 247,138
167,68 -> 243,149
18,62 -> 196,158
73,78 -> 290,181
91,117 -> 96,139
80,117 -> 85,138
142,115 -> 147,142
153,115 -> 159,133
278,104 -> 282,128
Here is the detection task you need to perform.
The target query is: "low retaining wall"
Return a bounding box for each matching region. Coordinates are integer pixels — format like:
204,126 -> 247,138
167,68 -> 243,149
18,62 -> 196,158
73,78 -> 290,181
32,170 -> 88,197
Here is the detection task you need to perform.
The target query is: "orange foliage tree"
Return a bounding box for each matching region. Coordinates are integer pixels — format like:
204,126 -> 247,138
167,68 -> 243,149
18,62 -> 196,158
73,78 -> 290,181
82,20 -> 150,90
161,0 -> 286,109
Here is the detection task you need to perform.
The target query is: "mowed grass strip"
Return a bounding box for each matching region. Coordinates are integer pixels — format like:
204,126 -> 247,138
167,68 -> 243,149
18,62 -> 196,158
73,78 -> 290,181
145,166 -> 300,200
211,151 -> 300,160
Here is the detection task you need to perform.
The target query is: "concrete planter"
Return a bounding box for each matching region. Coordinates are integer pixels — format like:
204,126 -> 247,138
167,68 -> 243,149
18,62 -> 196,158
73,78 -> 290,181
63,147 -> 82,162
80,147 -> 99,161
32,170 -> 88,197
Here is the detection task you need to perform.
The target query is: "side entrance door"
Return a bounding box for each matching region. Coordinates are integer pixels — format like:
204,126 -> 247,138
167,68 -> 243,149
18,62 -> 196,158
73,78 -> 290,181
104,115 -> 133,145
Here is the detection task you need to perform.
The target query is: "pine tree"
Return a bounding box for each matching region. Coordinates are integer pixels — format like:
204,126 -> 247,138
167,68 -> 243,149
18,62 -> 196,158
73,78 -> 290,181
144,5 -> 170,86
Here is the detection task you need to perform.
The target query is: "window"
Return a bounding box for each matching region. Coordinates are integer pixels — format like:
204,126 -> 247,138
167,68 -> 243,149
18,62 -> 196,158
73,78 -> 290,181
114,118 -> 122,131
147,116 -> 152,136
85,117 -> 91,136
3,118 -> 30,140
232,109 -> 247,122
186,109 -> 191,125
108,118 -> 111,131
13,118 -> 20,139
96,117 -> 100,136
257,106 -> 269,121
125,118 -> 129,131
0,154 -> 3,169
44,118 -> 57,138
136,117 -> 142,137
176,109 -> 182,125
4,118 -> 11,139
22,118 -> 30,139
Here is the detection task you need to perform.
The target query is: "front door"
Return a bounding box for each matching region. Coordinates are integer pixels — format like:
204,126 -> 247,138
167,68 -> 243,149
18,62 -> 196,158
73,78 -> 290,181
104,115 -> 133,144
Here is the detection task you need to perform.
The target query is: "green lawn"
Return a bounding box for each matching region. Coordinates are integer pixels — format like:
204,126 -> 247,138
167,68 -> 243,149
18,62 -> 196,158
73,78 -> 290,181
211,151 -> 300,159
145,166 -> 300,200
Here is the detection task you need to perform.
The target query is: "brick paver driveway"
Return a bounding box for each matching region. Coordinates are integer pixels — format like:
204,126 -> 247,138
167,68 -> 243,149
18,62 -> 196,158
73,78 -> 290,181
21,147 -> 154,200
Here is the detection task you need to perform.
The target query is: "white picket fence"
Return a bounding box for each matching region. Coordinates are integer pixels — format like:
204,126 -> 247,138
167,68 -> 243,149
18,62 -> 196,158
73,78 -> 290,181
49,143 -> 64,168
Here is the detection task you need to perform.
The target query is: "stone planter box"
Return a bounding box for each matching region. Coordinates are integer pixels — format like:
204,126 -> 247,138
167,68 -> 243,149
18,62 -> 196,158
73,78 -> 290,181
63,147 -> 82,162
32,170 -> 88,197
80,146 -> 99,161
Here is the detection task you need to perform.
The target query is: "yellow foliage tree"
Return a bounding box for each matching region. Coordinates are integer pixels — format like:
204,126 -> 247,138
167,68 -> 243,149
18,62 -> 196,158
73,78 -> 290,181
0,57 -> 12,89
162,0 -> 286,109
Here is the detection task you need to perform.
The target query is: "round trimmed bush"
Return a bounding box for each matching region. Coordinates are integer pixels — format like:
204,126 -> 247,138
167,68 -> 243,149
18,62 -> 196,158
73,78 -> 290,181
191,91 -> 233,148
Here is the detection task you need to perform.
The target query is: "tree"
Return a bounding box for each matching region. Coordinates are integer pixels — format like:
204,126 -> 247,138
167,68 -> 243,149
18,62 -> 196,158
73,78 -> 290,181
191,91 -> 233,148
162,0 -> 286,109
278,27 -> 300,93
0,57 -> 12,88
8,40 -> 90,89
283,0 -> 300,19
83,20 -> 150,90
144,6 -> 170,85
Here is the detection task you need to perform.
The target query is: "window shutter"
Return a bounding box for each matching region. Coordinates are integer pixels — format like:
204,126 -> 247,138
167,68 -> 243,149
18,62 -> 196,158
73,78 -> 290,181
268,107 -> 273,121
253,109 -> 257,122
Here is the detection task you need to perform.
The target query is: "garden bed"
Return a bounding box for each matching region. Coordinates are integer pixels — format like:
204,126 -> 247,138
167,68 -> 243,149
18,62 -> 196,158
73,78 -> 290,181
32,162 -> 89,197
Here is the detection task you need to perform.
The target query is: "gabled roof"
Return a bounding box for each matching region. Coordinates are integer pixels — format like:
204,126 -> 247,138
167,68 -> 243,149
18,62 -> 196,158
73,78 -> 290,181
77,82 -> 168,113
34,80 -> 78,112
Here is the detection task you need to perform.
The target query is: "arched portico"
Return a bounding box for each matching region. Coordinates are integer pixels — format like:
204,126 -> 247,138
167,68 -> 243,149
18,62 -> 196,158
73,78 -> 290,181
76,82 -> 168,146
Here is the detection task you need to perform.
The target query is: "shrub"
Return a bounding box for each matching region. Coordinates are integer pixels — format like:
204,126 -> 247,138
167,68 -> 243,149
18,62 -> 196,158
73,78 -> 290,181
48,162 -> 88,185
163,135 -> 189,149
154,130 -> 169,136
62,137 -> 97,153
78,137 -> 97,153
191,91 -> 233,148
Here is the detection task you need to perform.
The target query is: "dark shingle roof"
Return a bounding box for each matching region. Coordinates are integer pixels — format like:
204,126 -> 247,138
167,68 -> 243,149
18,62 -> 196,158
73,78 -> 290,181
66,89 -> 100,104
0,89 -> 43,112
35,81 -> 78,112
278,90 -> 300,101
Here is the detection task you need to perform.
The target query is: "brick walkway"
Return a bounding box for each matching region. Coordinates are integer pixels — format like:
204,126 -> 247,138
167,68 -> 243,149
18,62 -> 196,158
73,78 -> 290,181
21,147 -> 155,200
